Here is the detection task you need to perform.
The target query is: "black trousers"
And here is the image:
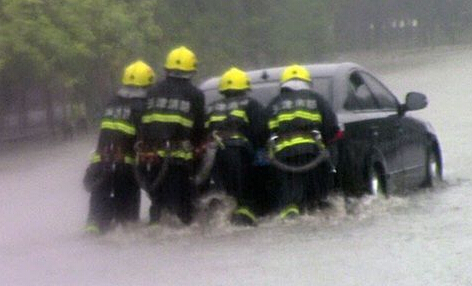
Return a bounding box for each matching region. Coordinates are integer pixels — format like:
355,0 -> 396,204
139,161 -> 195,225
87,163 -> 140,230
273,154 -> 329,212
212,146 -> 254,210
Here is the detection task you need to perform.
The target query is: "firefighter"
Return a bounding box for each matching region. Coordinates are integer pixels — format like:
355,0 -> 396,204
266,64 -> 339,219
137,46 -> 205,226
205,67 -> 268,226
83,60 -> 156,234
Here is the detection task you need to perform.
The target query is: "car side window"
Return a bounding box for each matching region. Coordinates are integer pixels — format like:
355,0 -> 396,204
360,72 -> 398,110
344,71 -> 378,110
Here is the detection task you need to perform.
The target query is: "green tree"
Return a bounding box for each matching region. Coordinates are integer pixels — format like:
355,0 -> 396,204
0,0 -> 163,135
2,0 -> 387,140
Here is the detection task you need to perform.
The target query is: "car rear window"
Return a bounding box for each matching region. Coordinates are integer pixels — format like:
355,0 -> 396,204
248,81 -> 281,107
312,77 -> 332,104
203,77 -> 333,108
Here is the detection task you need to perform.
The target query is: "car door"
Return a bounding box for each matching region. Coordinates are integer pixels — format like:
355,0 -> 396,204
360,71 -> 427,190
342,70 -> 404,190
361,72 -> 429,188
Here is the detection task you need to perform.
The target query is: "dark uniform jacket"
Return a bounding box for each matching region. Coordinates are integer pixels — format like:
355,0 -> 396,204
140,77 -> 205,161
266,88 -> 338,158
206,94 -> 267,149
92,87 -> 147,165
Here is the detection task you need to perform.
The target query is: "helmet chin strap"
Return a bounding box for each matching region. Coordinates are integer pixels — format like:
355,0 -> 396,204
281,80 -> 311,91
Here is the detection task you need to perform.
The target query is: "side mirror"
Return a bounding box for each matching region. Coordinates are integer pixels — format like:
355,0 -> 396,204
404,92 -> 428,111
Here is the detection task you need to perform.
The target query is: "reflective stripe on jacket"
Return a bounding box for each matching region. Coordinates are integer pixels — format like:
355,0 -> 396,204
142,113 -> 194,128
205,94 -> 267,149
268,110 -> 322,131
266,89 -> 337,157
141,77 -> 205,150
95,94 -> 146,161
91,152 -> 136,165
100,119 -> 136,136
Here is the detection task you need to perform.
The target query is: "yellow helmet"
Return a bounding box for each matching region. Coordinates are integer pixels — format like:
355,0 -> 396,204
122,60 -> 156,87
280,64 -> 311,84
164,46 -> 197,72
219,67 -> 251,92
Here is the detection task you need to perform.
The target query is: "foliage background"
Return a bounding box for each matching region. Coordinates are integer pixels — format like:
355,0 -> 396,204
0,0 -> 471,138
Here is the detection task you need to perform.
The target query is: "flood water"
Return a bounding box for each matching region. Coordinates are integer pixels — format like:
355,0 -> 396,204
1,46 -> 472,286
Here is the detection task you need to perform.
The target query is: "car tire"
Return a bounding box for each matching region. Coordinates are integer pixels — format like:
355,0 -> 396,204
367,163 -> 387,197
423,146 -> 442,187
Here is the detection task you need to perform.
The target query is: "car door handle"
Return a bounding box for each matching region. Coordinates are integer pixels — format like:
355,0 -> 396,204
394,122 -> 404,134
369,126 -> 379,137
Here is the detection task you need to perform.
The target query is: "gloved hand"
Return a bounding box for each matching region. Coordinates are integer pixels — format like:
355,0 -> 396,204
194,141 -> 211,160
253,148 -> 270,166
326,130 -> 344,145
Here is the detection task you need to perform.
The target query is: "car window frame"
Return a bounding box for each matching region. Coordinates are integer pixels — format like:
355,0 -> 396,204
344,71 -> 379,111
359,71 -> 399,111
343,70 -> 399,113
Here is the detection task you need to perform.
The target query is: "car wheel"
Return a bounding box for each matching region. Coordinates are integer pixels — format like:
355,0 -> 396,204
367,163 -> 387,197
424,146 -> 442,187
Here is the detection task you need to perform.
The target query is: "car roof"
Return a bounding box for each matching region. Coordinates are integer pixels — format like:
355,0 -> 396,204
199,62 -> 362,91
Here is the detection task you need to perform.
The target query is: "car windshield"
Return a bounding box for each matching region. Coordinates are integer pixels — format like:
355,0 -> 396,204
203,77 -> 333,108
